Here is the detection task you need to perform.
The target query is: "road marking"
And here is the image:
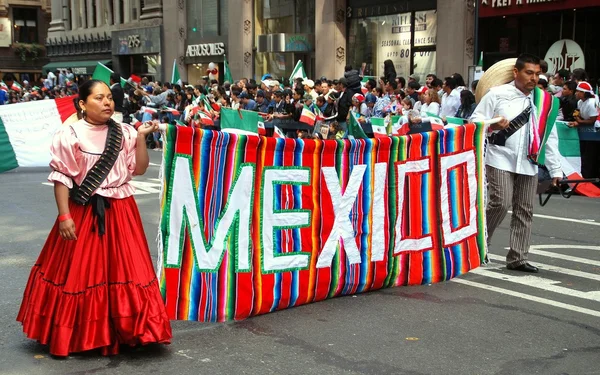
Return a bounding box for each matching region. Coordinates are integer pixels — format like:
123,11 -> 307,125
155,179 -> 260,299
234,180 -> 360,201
509,211 -> 600,226
470,266 -> 600,302
531,244 -> 600,252
488,254 -> 600,282
453,278 -> 600,318
529,249 -> 600,267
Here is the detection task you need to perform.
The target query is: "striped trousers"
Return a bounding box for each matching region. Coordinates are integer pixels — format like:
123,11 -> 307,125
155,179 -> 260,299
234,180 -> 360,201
486,166 -> 538,267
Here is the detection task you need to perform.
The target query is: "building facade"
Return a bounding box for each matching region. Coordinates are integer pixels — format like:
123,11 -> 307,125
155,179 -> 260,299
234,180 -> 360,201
478,0 -> 600,81
44,0 -> 178,82
0,0 -> 51,83
162,0 -> 478,86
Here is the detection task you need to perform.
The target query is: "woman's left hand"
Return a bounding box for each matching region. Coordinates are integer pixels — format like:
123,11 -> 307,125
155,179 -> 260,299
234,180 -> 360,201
137,120 -> 159,136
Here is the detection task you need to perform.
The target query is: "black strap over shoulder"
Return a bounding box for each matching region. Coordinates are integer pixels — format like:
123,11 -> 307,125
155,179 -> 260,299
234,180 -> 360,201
488,105 -> 532,146
71,120 -> 123,206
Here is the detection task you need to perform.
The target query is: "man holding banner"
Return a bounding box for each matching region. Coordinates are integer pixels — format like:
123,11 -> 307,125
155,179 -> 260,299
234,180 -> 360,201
472,54 -> 562,273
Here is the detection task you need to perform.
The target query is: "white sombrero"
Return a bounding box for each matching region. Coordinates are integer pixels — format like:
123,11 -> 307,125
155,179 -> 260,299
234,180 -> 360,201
475,58 -> 517,103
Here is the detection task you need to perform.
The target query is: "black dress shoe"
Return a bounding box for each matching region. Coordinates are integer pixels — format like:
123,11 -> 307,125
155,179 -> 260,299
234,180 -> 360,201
507,263 -> 539,273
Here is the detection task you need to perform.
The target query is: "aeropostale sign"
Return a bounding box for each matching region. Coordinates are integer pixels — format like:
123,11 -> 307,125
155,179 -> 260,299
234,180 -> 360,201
186,42 -> 226,57
158,124 -> 487,322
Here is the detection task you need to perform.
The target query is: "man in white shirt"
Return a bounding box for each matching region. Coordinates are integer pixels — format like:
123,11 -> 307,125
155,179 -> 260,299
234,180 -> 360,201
440,76 -> 461,120
471,54 -> 562,273
570,81 -> 599,178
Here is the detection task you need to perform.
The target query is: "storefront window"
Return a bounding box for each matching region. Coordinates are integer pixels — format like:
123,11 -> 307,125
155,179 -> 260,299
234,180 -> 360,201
347,10 -> 437,79
254,0 -> 315,80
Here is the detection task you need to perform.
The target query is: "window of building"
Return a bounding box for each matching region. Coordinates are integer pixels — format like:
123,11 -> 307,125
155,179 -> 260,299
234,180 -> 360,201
13,7 -> 38,44
347,9 -> 437,78
188,0 -> 219,37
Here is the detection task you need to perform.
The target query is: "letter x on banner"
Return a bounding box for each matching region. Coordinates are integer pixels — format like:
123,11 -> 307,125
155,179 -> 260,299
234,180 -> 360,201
158,123 -> 487,322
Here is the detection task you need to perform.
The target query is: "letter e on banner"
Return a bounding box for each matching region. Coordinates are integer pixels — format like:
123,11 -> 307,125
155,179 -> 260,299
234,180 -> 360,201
262,167 -> 311,273
439,150 -> 478,246
393,158 -> 433,254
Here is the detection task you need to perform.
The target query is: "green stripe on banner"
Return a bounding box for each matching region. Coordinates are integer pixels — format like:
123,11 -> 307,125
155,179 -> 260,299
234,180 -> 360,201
446,116 -> 467,126
555,121 -> 581,157
0,118 -> 18,173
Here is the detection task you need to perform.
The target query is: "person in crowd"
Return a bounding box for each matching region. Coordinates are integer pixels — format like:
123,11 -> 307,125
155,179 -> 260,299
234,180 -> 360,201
470,53 -> 562,273
373,80 -> 395,117
255,90 -> 270,113
572,68 -> 587,83
471,80 -> 479,93
335,78 -> 353,136
426,74 -> 437,89
324,91 -> 338,118
328,122 -> 344,139
109,73 -> 125,123
569,81 -> 599,179
383,59 -> 397,85
406,81 -> 420,105
316,95 -> 327,115
440,76 -> 461,120
397,76 -> 406,90
351,93 -> 368,118
550,69 -> 569,97
303,79 -> 318,101
408,74 -> 420,84
432,78 -> 444,98
420,88 -> 441,117
452,73 -> 467,92
400,97 -> 413,116
537,78 -> 549,91
455,90 -> 477,119
239,91 -> 257,111
413,86 -> 427,112
344,65 -> 362,96
17,79 -> 172,357
558,81 -> 578,121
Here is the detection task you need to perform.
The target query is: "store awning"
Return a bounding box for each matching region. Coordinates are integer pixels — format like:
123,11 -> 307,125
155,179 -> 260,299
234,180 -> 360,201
42,60 -> 112,75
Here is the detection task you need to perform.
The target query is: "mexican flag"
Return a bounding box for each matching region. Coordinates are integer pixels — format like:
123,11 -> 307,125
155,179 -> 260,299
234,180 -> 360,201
0,96 -> 77,173
299,104 -> 316,126
555,121 -> 600,197
289,60 -> 307,85
446,116 -> 467,126
371,117 -> 388,138
171,59 -> 182,86
223,55 -> 233,84
348,112 -> 368,139
220,107 -> 260,135
11,82 -> 23,92
92,62 -> 128,87
425,112 -> 445,127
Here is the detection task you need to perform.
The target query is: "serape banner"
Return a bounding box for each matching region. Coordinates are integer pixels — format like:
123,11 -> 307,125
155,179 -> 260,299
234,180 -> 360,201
159,123 -> 487,322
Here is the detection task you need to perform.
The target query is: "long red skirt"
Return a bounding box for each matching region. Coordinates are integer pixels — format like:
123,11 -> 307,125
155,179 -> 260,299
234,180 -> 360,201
17,196 -> 172,356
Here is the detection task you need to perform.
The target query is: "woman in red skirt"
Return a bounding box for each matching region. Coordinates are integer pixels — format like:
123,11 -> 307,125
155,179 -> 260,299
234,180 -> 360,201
17,79 -> 172,357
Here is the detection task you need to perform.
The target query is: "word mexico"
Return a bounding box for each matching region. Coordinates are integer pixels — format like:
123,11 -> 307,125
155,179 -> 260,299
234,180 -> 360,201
159,123 -> 487,322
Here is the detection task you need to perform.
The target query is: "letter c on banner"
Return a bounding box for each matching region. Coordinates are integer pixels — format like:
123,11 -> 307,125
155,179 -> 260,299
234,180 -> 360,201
439,149 -> 478,247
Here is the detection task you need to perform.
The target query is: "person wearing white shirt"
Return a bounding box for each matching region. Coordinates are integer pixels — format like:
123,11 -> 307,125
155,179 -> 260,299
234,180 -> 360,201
420,88 -> 441,117
569,81 -> 599,178
440,77 -> 461,120
470,54 -> 562,273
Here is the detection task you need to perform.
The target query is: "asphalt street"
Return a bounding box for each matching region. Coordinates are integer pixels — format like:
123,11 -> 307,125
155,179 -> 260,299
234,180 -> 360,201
1,151 -> 599,375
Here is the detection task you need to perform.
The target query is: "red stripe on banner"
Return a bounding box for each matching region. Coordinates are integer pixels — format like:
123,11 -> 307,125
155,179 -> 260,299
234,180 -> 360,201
314,140 -> 337,302
235,135 -> 261,320
407,134 -> 425,285
371,137 -> 391,290
172,125 -> 195,320
253,137 -> 277,316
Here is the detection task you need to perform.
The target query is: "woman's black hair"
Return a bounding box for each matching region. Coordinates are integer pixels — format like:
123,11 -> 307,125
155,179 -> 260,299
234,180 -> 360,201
460,90 -> 476,107
453,73 -> 466,87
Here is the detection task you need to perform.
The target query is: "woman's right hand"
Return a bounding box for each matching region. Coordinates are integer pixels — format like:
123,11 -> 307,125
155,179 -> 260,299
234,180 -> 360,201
59,219 -> 77,241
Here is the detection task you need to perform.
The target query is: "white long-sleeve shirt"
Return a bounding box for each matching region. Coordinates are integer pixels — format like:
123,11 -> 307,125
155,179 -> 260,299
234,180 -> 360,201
440,89 -> 461,118
470,82 -> 562,178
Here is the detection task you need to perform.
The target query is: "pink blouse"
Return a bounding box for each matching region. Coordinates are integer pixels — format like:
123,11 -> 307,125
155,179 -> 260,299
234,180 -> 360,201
48,120 -> 139,199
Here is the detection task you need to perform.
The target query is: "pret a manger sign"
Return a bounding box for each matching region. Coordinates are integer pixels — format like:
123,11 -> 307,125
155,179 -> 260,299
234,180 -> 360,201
159,124 -> 487,322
